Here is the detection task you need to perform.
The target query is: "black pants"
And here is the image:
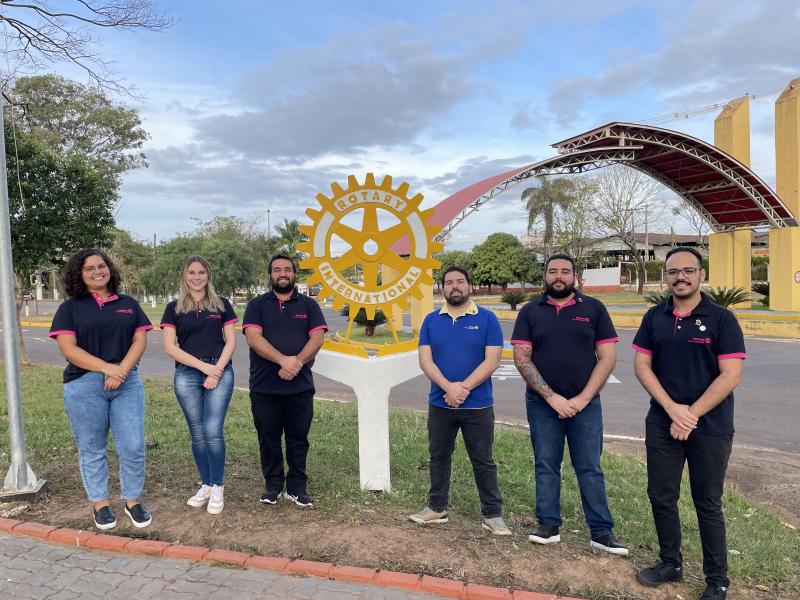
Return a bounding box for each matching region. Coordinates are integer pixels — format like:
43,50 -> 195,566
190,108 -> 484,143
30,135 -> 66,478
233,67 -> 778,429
427,405 -> 502,518
250,390 -> 314,495
646,419 -> 733,587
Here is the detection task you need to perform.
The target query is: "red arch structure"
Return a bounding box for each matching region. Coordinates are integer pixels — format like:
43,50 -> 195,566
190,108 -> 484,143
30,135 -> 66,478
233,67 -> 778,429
396,122 -> 797,252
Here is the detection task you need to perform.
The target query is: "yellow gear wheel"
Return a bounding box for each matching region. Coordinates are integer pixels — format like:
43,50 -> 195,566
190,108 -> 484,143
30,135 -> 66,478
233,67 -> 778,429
298,173 -> 442,336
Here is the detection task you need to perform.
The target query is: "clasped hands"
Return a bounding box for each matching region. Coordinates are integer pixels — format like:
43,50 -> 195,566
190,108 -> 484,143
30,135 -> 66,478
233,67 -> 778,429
443,381 -> 470,407
278,355 -> 304,381
545,393 -> 591,419
102,364 -> 129,391
667,403 -> 698,440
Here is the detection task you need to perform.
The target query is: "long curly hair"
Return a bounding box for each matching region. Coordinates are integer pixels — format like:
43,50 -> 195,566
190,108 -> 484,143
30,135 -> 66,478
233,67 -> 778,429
62,248 -> 122,299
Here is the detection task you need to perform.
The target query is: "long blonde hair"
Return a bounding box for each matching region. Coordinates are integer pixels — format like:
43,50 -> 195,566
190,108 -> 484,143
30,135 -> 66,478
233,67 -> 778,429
176,255 -> 225,314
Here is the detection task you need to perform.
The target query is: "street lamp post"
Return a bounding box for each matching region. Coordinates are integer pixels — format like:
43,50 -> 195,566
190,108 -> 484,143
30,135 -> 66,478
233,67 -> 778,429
0,101 -> 47,501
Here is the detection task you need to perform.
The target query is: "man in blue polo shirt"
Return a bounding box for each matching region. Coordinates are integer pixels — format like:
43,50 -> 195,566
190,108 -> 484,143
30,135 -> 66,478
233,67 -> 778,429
511,253 -> 627,555
244,255 -> 327,508
408,266 -> 510,535
633,247 -> 745,600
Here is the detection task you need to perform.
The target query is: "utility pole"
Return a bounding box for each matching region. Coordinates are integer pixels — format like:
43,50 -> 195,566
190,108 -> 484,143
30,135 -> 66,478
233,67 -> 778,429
267,209 -> 272,239
0,100 -> 46,501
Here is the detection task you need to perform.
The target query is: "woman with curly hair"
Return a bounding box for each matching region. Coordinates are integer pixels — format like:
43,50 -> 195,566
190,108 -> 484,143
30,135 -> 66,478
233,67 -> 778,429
160,256 -> 237,514
49,248 -> 153,531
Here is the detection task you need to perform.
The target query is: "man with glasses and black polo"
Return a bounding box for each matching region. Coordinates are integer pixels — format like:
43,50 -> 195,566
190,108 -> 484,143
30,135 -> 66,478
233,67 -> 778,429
633,247 -> 745,600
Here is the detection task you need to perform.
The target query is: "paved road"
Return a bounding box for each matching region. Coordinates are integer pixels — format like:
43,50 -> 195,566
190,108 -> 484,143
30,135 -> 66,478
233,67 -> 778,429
0,532 -> 439,599
7,305 -> 800,453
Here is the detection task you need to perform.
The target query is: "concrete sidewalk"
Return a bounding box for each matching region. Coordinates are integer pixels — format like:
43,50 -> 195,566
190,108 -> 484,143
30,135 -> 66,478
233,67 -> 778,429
0,531 -> 443,600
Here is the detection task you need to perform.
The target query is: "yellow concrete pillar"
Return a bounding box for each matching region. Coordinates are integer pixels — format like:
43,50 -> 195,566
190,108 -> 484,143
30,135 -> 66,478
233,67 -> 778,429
381,264 -> 404,331
714,96 -> 750,166
410,269 -> 434,335
775,78 -> 800,218
768,227 -> 800,311
708,229 -> 752,306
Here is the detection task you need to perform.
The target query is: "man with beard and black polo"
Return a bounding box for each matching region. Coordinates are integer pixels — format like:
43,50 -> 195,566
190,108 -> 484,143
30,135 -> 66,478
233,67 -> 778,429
408,266 -> 510,535
243,255 -> 327,508
511,253 -> 627,555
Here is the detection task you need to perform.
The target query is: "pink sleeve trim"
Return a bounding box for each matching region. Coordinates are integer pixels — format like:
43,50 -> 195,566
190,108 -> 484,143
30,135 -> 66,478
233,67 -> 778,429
595,337 -> 619,345
718,352 -> 746,361
49,330 -> 76,338
223,318 -> 239,326
308,324 -> 328,334
632,344 -> 653,355
159,323 -> 176,329
510,339 -> 532,346
135,325 -> 153,333
243,323 -> 263,332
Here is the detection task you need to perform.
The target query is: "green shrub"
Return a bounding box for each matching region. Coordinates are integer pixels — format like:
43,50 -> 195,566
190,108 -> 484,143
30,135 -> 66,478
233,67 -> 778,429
751,281 -> 769,306
707,286 -> 750,308
501,291 -> 527,311
645,291 -> 671,305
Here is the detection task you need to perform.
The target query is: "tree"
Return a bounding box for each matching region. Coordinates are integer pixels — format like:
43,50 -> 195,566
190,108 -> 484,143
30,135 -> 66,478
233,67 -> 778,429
591,165 -> 662,294
109,228 -> 153,298
432,250 -> 475,288
471,232 -> 522,294
672,202 -> 712,249
275,218 -> 307,258
509,246 -> 542,291
0,0 -> 172,91
10,75 -> 149,181
550,177 -> 598,278
139,235 -> 199,297
521,177 -> 578,256
6,119 -> 116,362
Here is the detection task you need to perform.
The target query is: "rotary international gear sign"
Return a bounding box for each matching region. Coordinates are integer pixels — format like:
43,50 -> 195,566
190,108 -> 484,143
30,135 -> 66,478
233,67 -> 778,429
299,174 -> 442,332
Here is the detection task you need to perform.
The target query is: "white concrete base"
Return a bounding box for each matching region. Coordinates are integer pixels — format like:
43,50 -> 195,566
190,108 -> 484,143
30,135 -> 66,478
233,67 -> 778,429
312,349 -> 422,491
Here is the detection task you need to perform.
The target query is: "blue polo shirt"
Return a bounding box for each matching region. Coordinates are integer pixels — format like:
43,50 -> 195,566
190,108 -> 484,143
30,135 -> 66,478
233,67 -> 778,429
160,297 -> 238,359
632,293 -> 746,436
243,288 -> 327,395
419,302 -> 504,409
510,292 -> 618,399
49,293 -> 153,383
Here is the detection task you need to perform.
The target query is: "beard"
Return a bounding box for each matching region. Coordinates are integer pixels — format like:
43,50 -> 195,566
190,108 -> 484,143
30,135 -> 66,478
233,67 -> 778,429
445,290 -> 469,307
545,280 -> 575,299
271,277 -> 295,294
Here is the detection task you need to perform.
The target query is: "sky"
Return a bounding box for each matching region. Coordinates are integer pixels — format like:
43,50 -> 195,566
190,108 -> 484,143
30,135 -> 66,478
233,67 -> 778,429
18,0 -> 800,250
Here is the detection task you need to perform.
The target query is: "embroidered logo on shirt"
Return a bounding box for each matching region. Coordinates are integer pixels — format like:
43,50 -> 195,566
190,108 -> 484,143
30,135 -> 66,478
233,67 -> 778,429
115,308 -> 134,314
689,337 -> 712,344
206,314 -> 222,319
573,316 -> 590,322
293,313 -> 308,319
464,325 -> 479,330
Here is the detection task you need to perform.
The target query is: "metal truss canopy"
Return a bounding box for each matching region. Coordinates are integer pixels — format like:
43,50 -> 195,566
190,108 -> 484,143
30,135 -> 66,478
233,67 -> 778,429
392,122 -> 797,251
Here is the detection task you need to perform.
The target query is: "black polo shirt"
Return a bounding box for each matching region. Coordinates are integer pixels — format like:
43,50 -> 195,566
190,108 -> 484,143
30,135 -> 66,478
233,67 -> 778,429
243,289 -> 327,395
160,297 -> 238,359
511,291 -> 618,399
49,293 -> 153,383
632,293 -> 746,436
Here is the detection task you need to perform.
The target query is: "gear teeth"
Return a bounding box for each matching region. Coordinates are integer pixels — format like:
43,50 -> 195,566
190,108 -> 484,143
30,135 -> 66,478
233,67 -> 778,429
316,193 -> 333,208
297,241 -> 311,254
299,224 -> 314,236
420,272 -> 436,286
347,174 -> 359,190
421,207 -> 436,221
380,175 -> 393,190
364,173 -> 376,187
331,296 -> 346,312
395,181 -> 410,198
330,182 -> 345,197
405,193 -> 423,211
305,208 -> 322,220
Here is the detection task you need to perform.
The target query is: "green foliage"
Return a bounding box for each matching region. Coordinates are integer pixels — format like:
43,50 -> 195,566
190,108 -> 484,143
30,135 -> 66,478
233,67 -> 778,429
432,250 -> 475,286
520,177 -> 578,251
707,286 -> 751,308
751,281 -> 770,307
644,260 -> 665,281
501,291 -> 527,311
6,119 -> 116,275
109,228 -> 154,297
471,232 -> 522,291
510,246 -> 542,288
12,75 -> 148,182
339,305 -> 388,327
645,291 -> 672,305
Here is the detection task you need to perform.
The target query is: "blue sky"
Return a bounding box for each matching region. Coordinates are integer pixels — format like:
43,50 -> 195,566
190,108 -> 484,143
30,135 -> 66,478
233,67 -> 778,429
37,0 -> 800,249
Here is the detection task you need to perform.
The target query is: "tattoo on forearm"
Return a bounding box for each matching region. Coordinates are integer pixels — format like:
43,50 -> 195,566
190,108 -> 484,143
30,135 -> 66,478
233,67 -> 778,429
513,345 -> 553,398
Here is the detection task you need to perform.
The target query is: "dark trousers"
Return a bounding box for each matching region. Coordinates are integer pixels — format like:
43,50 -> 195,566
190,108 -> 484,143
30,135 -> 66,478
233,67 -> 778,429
427,405 -> 503,518
250,390 -> 314,495
646,419 -> 733,587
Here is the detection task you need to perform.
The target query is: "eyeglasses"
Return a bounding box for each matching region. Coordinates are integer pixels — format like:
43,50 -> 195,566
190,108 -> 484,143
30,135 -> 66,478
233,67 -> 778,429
83,264 -> 109,273
665,267 -> 700,278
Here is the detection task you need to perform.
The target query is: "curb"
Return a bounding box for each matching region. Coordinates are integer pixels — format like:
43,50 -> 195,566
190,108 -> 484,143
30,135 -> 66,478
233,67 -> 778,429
0,516 -> 580,599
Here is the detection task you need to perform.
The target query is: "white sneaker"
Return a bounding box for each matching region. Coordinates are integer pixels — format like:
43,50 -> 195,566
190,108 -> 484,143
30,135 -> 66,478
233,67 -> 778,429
187,484 -> 211,508
207,485 -> 224,515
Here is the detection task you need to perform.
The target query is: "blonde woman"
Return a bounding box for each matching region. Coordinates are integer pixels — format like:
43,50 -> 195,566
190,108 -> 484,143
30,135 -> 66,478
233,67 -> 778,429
160,256 -> 237,514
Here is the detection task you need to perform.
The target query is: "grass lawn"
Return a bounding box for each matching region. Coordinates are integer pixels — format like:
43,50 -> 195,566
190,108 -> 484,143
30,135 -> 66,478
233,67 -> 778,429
1,364 -> 798,596
336,327 -> 415,344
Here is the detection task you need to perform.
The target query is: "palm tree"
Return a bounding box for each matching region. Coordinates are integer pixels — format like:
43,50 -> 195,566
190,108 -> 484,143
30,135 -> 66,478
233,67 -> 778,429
520,177 -> 576,256
275,218 -> 307,258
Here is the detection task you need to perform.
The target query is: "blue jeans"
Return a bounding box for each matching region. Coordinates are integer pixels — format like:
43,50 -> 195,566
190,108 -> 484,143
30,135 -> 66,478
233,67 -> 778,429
174,362 -> 233,486
63,369 -> 146,502
526,391 -> 614,538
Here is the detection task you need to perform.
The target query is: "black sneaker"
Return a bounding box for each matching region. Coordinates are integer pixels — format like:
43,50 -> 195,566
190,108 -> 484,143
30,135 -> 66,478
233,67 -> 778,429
590,533 -> 629,556
699,583 -> 728,600
285,491 -> 314,508
260,489 -> 281,505
124,503 -> 152,528
528,524 -> 560,544
636,562 -> 684,587
92,505 -> 116,531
